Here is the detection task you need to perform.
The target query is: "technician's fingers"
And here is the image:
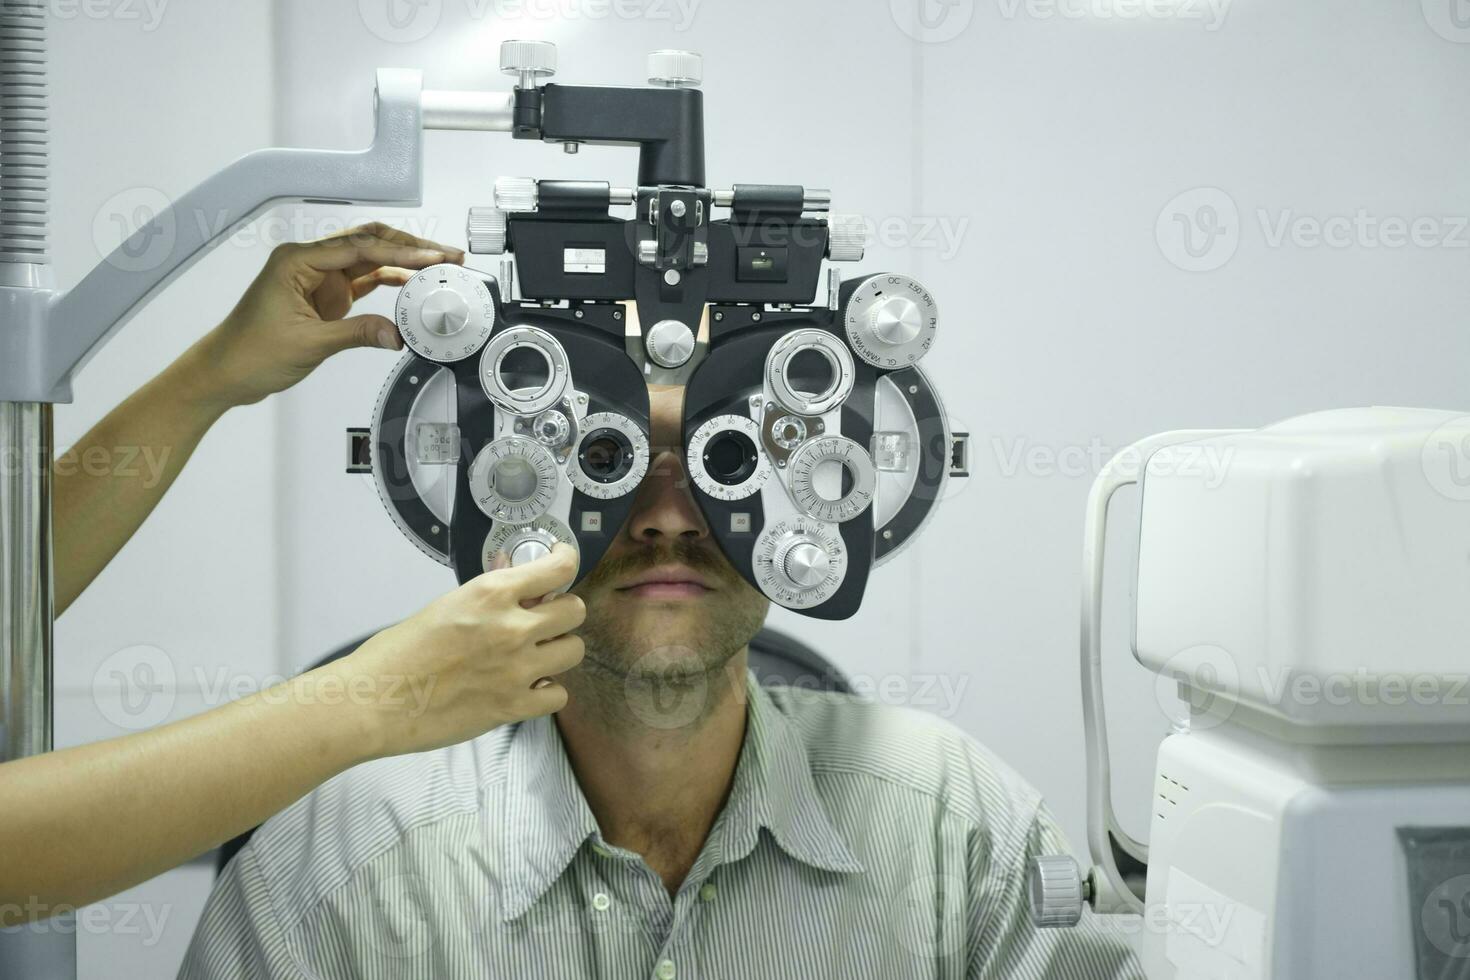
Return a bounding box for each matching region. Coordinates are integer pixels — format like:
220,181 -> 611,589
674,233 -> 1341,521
317,313 -> 403,355
351,266 -> 415,300
316,222 -> 466,262
531,634 -> 586,676
490,543 -> 580,601
522,681 -> 570,715
297,241 -> 447,276
521,593 -> 586,644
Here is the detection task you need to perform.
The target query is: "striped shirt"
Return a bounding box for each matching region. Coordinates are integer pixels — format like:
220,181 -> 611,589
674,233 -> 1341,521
179,675 -> 1142,979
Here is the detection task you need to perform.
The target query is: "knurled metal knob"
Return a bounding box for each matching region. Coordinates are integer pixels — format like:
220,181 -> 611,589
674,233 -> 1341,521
869,295 -> 924,346
826,213 -> 867,262
500,40 -> 558,82
467,207 -> 508,255
781,540 -> 830,590
1029,856 -> 1086,929
646,319 -> 696,368
494,177 -> 539,214
648,49 -> 703,88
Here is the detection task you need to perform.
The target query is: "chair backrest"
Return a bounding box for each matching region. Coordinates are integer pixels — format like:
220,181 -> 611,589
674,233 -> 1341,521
214,626 -> 848,875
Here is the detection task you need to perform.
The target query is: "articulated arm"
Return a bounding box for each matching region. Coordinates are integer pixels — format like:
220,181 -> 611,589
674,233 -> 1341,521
1,69 -> 426,404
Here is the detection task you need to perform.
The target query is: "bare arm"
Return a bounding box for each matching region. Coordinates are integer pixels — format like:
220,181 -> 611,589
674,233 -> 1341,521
53,223 -> 462,613
0,546 -> 586,921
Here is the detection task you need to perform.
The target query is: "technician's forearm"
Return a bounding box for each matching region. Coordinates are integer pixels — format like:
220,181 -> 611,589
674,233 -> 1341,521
52,341 -> 229,614
0,662 -> 380,920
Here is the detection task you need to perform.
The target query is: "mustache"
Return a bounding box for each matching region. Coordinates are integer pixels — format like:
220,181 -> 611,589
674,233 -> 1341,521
582,538 -> 736,591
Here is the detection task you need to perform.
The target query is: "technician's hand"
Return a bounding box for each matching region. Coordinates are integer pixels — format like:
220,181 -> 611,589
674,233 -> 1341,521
190,222 -> 465,409
334,543 -> 586,758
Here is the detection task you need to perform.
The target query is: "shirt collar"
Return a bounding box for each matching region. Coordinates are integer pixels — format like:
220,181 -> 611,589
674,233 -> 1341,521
716,677 -> 865,877
496,671 -> 864,922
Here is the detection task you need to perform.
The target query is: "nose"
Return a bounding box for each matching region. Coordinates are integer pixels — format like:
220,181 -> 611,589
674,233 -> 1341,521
626,444 -> 710,543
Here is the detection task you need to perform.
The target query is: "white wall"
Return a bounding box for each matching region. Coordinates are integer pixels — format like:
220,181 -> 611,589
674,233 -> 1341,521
49,1 -> 277,976
43,0 -> 1470,975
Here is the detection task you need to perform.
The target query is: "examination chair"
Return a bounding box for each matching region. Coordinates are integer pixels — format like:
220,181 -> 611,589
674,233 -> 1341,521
213,625 -> 850,875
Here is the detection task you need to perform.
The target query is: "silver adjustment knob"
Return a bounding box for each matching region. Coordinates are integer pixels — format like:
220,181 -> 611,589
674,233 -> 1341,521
467,207 -> 508,255
826,213 -> 867,262
1029,856 -> 1086,929
395,264 -> 495,363
510,538 -> 551,566
648,49 -> 702,88
420,288 -> 470,337
645,319 -> 696,368
869,295 -> 924,347
500,40 -> 557,87
841,273 -> 938,368
495,177 -> 539,214
530,409 -> 571,449
781,540 -> 830,590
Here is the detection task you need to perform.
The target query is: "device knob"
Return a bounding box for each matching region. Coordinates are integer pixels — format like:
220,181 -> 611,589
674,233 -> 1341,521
467,207 -> 508,255
500,40 -> 557,83
781,540 -> 831,590
648,49 -> 703,88
510,538 -> 551,567
869,295 -> 924,346
826,213 -> 868,263
494,177 -> 539,214
645,319 -> 696,368
1029,856 -> 1086,929
531,409 -> 571,449
420,287 -> 471,337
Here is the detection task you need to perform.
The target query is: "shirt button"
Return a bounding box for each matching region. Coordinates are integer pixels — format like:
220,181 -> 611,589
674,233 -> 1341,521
656,960 -> 676,980
591,892 -> 611,912
699,883 -> 717,902
592,844 -> 613,858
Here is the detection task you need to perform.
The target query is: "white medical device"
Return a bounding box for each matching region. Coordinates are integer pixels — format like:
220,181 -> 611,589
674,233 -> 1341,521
1029,406 -> 1470,978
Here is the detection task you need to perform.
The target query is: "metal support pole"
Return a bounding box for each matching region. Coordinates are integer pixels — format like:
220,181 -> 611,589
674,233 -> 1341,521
0,402 -> 74,975
0,402 -> 52,763
0,3 -> 76,976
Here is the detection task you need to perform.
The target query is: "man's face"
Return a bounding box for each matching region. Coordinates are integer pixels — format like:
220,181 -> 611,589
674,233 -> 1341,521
570,385 -> 770,680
